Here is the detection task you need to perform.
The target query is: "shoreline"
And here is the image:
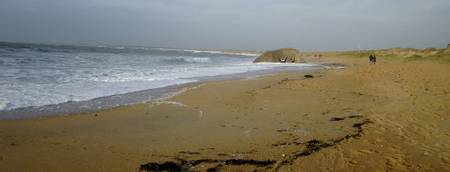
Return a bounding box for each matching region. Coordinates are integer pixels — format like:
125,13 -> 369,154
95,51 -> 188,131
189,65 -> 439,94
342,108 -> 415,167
0,63 -> 323,120
1,56 -> 449,171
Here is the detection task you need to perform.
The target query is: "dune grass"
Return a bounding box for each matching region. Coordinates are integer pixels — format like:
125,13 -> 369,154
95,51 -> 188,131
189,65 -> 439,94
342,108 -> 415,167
305,47 -> 450,63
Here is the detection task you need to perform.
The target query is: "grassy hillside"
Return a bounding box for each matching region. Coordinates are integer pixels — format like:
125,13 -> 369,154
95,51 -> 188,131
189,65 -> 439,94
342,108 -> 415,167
303,45 -> 450,63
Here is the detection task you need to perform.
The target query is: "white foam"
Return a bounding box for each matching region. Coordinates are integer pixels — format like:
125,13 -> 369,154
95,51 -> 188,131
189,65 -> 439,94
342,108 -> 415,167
178,56 -> 211,63
0,99 -> 10,111
183,49 -> 260,57
0,46 -> 316,112
150,47 -> 260,57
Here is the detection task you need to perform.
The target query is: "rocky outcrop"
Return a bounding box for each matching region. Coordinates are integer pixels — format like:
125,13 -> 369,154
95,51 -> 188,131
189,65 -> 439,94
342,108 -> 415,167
253,48 -> 305,63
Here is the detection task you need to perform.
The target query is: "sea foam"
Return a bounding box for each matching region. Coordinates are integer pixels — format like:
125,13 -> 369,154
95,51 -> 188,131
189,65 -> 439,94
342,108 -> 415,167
0,42 -> 316,114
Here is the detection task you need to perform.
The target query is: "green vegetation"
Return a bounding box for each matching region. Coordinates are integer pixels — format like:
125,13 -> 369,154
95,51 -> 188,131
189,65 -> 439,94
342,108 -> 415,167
401,49 -> 450,63
404,55 -> 425,62
304,46 -> 450,63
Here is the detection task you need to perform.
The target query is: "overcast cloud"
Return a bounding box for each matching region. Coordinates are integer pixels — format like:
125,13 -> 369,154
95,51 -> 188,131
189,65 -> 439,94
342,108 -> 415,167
1,0 -> 449,51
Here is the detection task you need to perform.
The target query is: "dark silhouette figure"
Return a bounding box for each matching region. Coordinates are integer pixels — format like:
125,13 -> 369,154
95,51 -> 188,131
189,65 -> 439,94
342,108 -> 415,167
369,54 -> 377,64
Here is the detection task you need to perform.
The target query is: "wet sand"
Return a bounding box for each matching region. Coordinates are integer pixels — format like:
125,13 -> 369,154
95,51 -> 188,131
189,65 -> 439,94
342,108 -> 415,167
0,56 -> 449,171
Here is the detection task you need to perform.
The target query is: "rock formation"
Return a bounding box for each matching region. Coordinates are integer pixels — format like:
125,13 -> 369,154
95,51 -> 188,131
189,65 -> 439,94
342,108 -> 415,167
253,48 -> 305,63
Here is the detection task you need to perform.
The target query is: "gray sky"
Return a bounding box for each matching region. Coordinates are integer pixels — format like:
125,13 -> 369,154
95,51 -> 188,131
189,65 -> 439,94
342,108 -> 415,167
1,0 -> 449,51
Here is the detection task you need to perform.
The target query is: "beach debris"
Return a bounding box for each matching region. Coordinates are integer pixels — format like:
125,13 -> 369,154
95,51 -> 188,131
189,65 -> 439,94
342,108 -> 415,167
330,117 -> 345,121
179,151 -> 200,155
276,128 -> 289,133
139,158 -> 276,172
299,139 -> 332,156
304,74 -> 314,78
348,115 -> 363,119
141,116 -> 373,171
139,161 -> 182,172
330,114 -> 364,121
206,164 -> 222,172
273,117 -> 373,170
352,120 -> 372,129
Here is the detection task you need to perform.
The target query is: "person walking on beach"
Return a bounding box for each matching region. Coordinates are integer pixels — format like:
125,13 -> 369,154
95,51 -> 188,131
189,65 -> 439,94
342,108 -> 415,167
369,53 -> 377,64
373,54 -> 377,64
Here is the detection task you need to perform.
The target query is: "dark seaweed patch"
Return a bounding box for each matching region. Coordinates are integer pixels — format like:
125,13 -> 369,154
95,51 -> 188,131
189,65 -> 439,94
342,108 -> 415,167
206,164 -> 223,172
139,162 -> 183,172
140,158 -> 276,172
179,151 -> 200,155
273,118 -> 372,170
330,117 -> 345,121
141,118 -> 372,171
330,115 -> 363,121
353,120 -> 372,128
276,129 -> 288,132
223,159 -> 275,166
304,75 -> 314,78
297,140 -> 332,156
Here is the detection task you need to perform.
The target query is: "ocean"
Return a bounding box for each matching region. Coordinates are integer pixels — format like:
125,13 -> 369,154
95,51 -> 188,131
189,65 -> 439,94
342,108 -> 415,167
0,42 -> 319,119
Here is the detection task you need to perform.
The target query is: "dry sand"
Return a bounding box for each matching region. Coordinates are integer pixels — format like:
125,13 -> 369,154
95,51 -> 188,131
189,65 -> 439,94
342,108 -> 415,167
0,56 -> 449,171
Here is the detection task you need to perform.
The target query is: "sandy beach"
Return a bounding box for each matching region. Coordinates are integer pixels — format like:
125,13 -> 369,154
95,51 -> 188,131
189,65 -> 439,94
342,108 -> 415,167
1,55 -> 449,171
